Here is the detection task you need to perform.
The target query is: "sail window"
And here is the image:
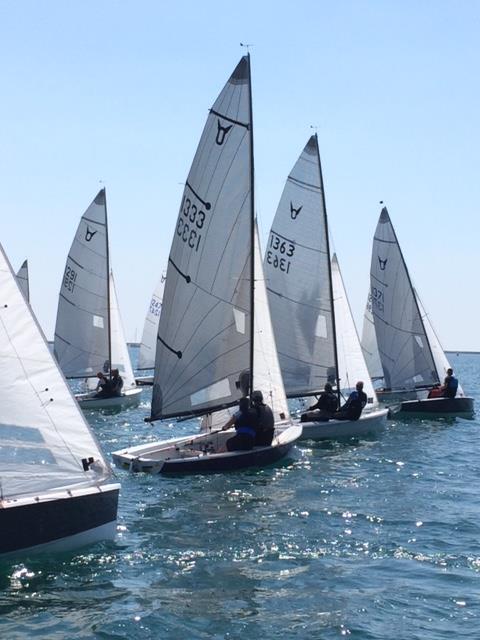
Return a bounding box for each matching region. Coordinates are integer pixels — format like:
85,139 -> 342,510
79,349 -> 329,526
93,315 -> 104,329
0,424 -> 44,444
190,379 -> 231,406
0,446 -> 57,465
414,335 -> 424,348
233,308 -> 246,334
315,314 -> 328,338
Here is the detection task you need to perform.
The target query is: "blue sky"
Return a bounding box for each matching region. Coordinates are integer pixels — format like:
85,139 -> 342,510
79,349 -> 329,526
1,0 -> 479,349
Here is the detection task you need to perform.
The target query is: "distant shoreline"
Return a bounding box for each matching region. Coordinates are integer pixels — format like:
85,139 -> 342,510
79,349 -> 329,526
445,350 -> 480,355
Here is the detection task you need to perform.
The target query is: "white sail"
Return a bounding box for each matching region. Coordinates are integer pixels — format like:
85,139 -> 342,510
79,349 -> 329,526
415,290 -> 465,397
54,189 -> 110,379
109,271 -> 137,390
138,270 -> 166,370
0,242 -> 112,500
16,259 -> 29,302
332,254 -> 377,404
369,207 -> 439,390
253,226 -> 290,421
264,135 -> 336,397
360,292 -> 384,381
151,57 -> 253,419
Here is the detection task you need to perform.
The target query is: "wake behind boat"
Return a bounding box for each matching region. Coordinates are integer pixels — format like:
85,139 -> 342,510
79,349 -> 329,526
53,189 -> 142,411
367,207 -> 474,419
113,55 -> 301,474
264,135 -> 387,441
0,242 -> 119,557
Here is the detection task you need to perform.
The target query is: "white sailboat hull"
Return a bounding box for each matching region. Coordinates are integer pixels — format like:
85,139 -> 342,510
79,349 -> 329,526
135,375 -> 154,386
112,425 -> 301,474
0,483 -> 119,557
298,407 -> 388,441
76,387 -> 143,410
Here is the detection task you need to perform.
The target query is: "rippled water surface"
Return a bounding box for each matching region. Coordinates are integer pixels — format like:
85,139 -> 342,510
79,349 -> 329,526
1,352 -> 479,639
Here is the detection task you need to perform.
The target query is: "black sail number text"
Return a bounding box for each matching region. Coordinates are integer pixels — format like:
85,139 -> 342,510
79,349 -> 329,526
176,194 -> 207,252
267,232 -> 295,273
63,265 -> 77,294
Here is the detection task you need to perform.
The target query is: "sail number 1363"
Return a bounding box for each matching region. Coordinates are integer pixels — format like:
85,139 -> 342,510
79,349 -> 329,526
266,232 -> 295,273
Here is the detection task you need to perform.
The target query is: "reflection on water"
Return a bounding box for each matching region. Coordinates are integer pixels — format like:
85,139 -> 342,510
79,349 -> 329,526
0,351 -> 479,638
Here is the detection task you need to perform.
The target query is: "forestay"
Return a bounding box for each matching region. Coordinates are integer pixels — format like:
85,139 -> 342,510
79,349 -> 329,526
265,135 -> 336,397
151,56 -> 252,420
16,260 -> 29,302
252,226 -> 290,421
369,207 -> 438,390
54,189 -> 110,379
138,270 -> 166,370
109,271 -> 136,390
332,254 -> 377,404
0,242 -> 112,499
360,293 -> 384,382
415,290 -> 465,396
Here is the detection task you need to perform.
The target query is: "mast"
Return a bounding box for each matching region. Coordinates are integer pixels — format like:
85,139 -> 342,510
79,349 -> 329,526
103,187 -> 113,379
382,206 -> 440,385
247,52 -> 255,400
314,133 -> 341,402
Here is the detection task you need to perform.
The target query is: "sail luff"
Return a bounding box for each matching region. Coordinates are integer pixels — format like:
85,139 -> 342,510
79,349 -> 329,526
104,188 -> 112,379
248,53 -> 255,399
314,133 -> 341,402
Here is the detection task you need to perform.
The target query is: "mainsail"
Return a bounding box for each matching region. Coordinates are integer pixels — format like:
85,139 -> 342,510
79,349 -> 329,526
360,292 -> 384,382
332,254 -> 377,404
0,242 -> 112,499
16,259 -> 29,302
54,189 -> 110,379
369,207 -> 439,390
264,135 -> 337,397
151,56 -> 253,420
137,270 -> 166,370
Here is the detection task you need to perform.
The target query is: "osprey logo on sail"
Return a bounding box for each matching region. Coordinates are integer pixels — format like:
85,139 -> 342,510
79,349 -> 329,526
290,202 -> 303,220
215,119 -> 233,145
378,256 -> 388,271
85,226 -> 97,242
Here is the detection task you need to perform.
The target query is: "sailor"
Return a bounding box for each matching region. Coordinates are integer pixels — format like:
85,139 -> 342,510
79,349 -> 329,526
300,382 -> 338,422
94,372 -> 111,398
251,390 -> 275,446
442,368 -> 458,398
222,397 -> 258,451
333,381 -> 367,421
111,369 -> 124,397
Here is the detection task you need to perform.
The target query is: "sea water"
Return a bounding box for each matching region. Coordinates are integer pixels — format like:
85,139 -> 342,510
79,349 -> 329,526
0,352 -> 479,639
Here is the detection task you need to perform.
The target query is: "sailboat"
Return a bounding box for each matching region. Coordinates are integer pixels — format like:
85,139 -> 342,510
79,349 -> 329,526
54,189 -> 142,410
264,135 -> 387,440
135,269 -> 166,386
16,259 -> 29,302
112,56 -> 300,474
368,206 -> 474,417
0,241 -> 119,556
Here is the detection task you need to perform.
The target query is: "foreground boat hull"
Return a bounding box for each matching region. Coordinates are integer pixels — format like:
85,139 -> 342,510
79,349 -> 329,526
112,425 -> 302,474
298,408 -> 388,441
0,484 -> 119,557
76,387 -> 143,410
392,396 -> 475,419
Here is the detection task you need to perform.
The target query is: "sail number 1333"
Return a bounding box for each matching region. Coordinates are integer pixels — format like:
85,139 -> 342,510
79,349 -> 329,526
176,195 -> 207,252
